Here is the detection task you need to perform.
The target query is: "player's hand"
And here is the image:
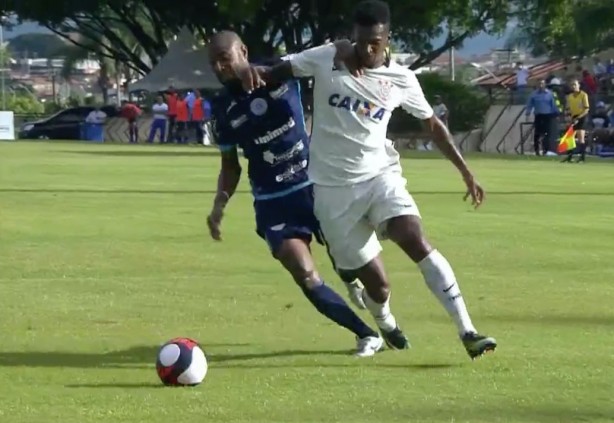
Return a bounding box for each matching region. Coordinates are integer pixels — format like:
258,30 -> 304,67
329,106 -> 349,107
207,192 -> 229,241
333,39 -> 363,77
462,173 -> 485,209
207,211 -> 223,241
233,63 -> 267,93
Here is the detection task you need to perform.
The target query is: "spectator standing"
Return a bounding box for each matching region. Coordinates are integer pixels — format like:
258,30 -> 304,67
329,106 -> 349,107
148,95 -> 168,143
189,90 -> 209,144
593,58 -> 606,78
563,80 -> 590,163
432,95 -> 449,126
84,106 -> 107,142
121,100 -> 142,144
515,62 -> 530,103
591,101 -> 610,129
525,80 -> 559,155
165,86 -> 179,143
175,94 -> 190,144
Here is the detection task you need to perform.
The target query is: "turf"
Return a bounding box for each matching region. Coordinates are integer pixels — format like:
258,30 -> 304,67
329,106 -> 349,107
1,141 -> 613,423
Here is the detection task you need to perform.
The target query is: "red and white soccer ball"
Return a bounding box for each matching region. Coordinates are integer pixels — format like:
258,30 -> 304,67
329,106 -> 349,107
156,337 -> 208,386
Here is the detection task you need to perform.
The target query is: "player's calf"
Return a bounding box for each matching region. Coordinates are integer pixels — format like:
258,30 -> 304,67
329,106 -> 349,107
275,239 -> 381,350
348,257 -> 410,350
387,215 -> 497,358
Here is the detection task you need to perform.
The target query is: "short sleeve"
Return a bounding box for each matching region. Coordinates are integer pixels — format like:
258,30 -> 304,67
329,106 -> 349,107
583,93 -> 590,109
286,44 -> 336,78
399,71 -> 434,120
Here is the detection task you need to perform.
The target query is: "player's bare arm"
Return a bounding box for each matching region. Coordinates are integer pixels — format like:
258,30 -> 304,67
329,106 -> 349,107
207,148 -> 242,241
425,115 -> 485,208
237,41 -> 355,91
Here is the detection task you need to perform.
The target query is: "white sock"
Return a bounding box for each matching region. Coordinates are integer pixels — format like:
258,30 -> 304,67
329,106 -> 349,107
418,249 -> 477,336
362,291 -> 397,332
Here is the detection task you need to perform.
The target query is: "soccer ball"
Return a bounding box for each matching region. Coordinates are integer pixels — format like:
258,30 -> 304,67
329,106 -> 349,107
156,337 -> 208,386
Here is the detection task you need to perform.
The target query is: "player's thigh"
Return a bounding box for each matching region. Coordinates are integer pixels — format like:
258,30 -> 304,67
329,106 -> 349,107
368,171 -> 421,239
313,184 -> 382,271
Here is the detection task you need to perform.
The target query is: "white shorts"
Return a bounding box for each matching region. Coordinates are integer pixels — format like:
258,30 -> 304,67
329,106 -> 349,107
313,170 -> 421,270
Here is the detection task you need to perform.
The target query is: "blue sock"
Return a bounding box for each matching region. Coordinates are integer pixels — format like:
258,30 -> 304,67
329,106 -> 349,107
301,282 -> 378,339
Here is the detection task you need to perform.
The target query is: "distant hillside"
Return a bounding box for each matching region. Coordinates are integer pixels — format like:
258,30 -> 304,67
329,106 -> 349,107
6,21 -> 511,57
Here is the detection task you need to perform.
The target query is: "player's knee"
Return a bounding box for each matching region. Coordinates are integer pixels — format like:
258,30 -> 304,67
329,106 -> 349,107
337,268 -> 358,283
293,268 -> 321,290
387,215 -> 432,262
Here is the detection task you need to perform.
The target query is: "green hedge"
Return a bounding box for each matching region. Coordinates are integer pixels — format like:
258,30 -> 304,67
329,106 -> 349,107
388,73 -> 489,134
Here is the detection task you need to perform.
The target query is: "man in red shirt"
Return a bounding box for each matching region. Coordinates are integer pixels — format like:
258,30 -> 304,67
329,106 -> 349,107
190,90 -> 207,143
121,100 -> 142,143
175,93 -> 190,144
165,86 -> 178,143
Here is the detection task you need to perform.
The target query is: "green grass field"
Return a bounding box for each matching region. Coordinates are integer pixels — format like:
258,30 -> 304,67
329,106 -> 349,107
1,141 -> 613,423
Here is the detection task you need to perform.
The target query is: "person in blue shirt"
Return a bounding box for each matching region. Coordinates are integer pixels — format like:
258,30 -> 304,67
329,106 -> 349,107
205,31 -> 389,357
525,80 -> 560,155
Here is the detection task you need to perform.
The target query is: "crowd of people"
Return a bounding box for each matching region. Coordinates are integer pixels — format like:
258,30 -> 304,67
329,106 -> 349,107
84,86 -> 213,144
524,64 -> 614,161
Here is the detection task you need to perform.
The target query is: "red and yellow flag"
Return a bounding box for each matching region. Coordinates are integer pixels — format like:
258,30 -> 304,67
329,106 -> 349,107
557,125 -> 577,153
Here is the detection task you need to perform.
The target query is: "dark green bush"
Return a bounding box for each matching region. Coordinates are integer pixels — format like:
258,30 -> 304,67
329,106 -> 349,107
388,72 -> 489,134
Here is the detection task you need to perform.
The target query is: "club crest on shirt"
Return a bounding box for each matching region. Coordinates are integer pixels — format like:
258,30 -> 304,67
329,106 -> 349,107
378,80 -> 393,100
250,98 -> 268,116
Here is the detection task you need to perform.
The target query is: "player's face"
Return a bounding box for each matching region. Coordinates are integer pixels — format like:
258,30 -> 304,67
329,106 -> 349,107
353,23 -> 389,68
209,42 -> 248,84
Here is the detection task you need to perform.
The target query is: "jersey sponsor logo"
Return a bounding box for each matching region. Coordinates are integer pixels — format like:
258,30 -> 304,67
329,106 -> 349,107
250,98 -> 268,116
226,100 -> 237,113
269,84 -> 289,99
230,115 -> 248,128
254,117 -> 296,145
328,93 -> 386,121
275,159 -> 308,182
262,140 -> 305,165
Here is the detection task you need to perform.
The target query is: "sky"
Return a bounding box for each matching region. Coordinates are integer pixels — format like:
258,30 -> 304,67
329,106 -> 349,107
4,21 -> 512,57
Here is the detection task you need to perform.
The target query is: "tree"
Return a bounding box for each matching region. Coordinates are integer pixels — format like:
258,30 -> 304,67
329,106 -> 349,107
509,0 -> 613,59
3,0 -> 570,74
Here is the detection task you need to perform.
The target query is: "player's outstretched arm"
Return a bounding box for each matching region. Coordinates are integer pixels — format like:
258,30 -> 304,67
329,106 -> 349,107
207,148 -> 242,241
425,116 -> 484,208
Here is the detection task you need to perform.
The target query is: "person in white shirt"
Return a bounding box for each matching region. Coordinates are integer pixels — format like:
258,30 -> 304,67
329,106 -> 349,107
85,108 -> 107,124
84,107 -> 107,141
236,0 -> 496,359
148,95 -> 168,143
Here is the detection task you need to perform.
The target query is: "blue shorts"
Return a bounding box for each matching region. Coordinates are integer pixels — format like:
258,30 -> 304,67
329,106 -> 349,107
254,185 -> 323,254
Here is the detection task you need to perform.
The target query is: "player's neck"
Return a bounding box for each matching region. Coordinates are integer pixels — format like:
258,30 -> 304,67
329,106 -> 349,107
224,79 -> 247,95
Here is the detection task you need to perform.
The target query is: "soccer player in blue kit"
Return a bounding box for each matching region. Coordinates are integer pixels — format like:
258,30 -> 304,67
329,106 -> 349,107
205,31 -> 408,357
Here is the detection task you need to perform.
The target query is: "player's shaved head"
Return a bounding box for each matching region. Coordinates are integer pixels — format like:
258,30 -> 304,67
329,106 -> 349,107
209,30 -> 243,49
208,30 -> 249,84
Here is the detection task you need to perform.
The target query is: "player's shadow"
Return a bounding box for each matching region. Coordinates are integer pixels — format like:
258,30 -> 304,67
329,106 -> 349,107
60,150 -> 220,157
0,345 -> 456,372
0,344 -> 249,369
0,188 -> 250,195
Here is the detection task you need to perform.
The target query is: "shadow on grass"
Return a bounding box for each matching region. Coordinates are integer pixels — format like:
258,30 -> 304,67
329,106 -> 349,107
0,188 -> 251,195
60,149 -> 220,158
2,188 -> 613,196
65,382 -> 163,389
0,344 -> 457,371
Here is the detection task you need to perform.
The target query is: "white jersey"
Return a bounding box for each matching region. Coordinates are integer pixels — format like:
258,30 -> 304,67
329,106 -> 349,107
85,110 -> 107,124
288,44 -> 433,186
152,103 -> 169,120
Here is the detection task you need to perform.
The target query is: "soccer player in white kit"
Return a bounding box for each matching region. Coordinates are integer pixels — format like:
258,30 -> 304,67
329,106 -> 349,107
236,0 -> 497,359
